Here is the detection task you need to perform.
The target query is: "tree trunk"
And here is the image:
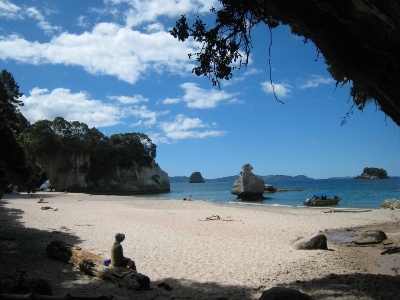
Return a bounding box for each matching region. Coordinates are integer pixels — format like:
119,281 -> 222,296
45,241 -> 150,290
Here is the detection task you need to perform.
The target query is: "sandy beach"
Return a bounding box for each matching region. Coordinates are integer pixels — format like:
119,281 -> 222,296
1,192 -> 400,299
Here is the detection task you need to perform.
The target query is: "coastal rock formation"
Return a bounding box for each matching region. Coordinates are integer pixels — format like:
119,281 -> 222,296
353,230 -> 387,245
264,184 -> 277,193
292,234 -> 328,250
354,167 -> 389,179
189,172 -> 205,183
38,155 -> 170,194
380,199 -> 400,209
231,164 -> 265,200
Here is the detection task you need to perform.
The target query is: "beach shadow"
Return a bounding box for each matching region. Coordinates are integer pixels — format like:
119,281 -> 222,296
279,273 -> 400,299
0,199 -> 84,283
43,276 -> 258,300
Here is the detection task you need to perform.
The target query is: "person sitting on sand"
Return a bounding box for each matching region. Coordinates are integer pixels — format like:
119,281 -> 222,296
111,233 -> 137,271
37,197 -> 44,203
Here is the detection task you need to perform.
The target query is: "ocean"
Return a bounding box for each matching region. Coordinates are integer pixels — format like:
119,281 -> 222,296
140,177 -> 400,209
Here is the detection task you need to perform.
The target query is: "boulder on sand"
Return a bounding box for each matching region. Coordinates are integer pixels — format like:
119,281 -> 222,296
231,164 -> 265,200
292,234 -> 328,250
353,230 -> 387,245
380,199 -> 400,209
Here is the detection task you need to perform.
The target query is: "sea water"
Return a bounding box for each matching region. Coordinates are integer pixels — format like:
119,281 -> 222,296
141,178 -> 400,209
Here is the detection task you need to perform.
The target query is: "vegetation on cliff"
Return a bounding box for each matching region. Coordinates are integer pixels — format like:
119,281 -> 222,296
354,167 -> 389,179
27,117 -> 157,184
0,70 -> 157,196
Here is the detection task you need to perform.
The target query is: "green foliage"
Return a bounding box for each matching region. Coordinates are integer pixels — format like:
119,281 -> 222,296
171,2 -> 279,87
363,167 -> 389,179
0,70 -> 41,195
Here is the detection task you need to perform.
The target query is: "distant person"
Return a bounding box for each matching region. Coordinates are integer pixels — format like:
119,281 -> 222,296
37,197 -> 45,203
111,233 -> 137,271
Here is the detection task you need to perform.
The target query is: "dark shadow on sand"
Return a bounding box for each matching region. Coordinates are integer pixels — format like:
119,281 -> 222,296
279,272 -> 400,300
0,198 -> 84,287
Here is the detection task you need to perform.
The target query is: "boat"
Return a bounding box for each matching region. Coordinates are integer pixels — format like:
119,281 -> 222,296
303,193 -> 341,206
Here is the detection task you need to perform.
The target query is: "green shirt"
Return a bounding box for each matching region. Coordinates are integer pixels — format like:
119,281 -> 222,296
111,241 -> 125,266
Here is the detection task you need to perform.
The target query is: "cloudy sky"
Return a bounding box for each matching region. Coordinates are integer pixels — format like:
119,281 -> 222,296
1,0 -> 399,179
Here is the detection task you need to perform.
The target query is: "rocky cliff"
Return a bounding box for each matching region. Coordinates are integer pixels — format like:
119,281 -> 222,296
38,155 -> 170,194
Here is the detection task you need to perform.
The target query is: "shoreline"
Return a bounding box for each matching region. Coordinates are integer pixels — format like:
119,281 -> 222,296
1,192 -> 400,299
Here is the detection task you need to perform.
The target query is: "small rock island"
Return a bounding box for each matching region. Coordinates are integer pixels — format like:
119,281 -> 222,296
354,167 -> 389,179
189,172 -> 205,183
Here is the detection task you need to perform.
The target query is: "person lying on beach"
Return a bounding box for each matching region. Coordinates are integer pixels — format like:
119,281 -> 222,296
111,233 -> 137,271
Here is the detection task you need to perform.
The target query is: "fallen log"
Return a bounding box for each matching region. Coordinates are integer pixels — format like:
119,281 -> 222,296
0,293 -> 112,300
46,241 -> 150,290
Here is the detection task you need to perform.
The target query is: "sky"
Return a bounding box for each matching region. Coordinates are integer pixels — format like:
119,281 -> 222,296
1,0 -> 399,179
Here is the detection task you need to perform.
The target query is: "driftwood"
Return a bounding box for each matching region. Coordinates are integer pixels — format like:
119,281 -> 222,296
0,293 -> 112,300
324,209 -> 372,213
46,241 -> 150,290
381,247 -> 400,255
200,215 -> 237,221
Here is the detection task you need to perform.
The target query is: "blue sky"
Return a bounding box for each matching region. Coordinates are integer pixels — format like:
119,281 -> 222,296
1,0 -> 399,179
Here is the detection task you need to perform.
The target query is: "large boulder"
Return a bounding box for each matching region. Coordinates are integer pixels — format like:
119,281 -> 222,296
353,230 -> 387,245
292,234 -> 328,250
380,199 -> 400,209
231,164 -> 265,200
189,172 -> 204,183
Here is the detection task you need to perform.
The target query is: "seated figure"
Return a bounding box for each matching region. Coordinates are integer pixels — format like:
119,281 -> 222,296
111,233 -> 137,271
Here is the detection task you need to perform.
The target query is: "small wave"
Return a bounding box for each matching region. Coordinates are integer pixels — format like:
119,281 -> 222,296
228,201 -> 296,208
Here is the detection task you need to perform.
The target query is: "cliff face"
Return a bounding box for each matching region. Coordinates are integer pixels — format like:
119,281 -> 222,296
38,155 -> 170,194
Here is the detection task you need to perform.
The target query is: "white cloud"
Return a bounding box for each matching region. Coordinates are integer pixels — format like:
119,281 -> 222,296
18,87 -> 171,129
144,23 -> 164,33
78,15 -> 90,28
129,105 -> 169,127
158,114 -> 226,141
180,82 -> 239,109
261,81 -> 292,98
0,22 -> 197,84
298,75 -> 334,89
25,7 -> 61,35
0,2 -> 60,34
109,95 -> 149,104
0,0 -> 21,19
19,87 -> 127,127
162,97 -> 181,104
122,0 -> 219,28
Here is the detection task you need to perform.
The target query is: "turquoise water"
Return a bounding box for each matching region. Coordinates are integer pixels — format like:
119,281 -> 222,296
141,178 -> 400,209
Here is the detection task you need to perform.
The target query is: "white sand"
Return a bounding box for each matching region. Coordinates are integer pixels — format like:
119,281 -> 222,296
1,192 -> 400,299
